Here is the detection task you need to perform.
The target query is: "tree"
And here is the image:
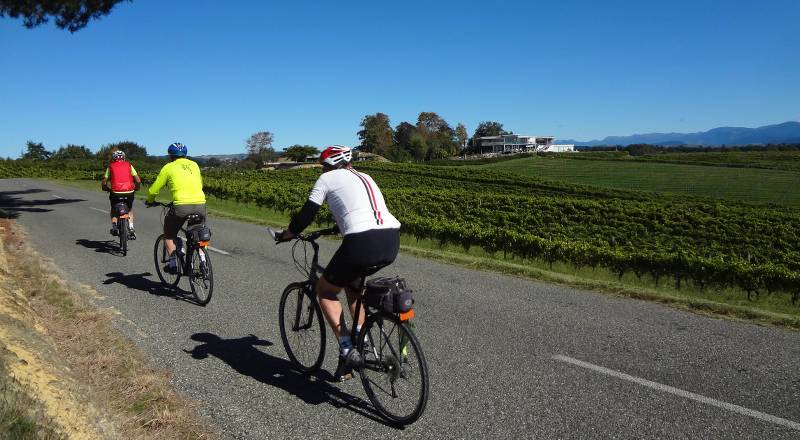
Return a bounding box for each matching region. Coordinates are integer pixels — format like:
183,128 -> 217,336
0,0 -> 130,32
357,113 -> 394,153
51,144 -> 93,160
455,123 -> 468,152
394,122 -> 417,151
627,144 -> 658,156
472,121 -> 510,138
204,157 -> 222,168
21,140 -> 50,160
416,112 -> 457,158
408,133 -> 428,161
282,144 -> 319,162
96,141 -> 147,161
245,131 -> 277,166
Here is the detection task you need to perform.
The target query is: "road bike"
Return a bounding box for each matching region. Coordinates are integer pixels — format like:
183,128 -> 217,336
149,202 -> 214,305
111,201 -> 132,256
269,227 -> 429,425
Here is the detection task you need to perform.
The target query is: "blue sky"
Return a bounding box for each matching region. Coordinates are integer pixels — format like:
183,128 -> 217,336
1,0 -> 798,157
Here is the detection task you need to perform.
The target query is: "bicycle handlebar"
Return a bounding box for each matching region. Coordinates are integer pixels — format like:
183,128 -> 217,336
145,201 -> 173,208
267,226 -> 339,244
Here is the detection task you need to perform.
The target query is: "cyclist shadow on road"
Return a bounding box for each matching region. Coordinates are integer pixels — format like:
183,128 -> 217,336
0,190 -> 85,216
185,332 -> 401,428
76,238 -> 124,256
103,272 -> 202,305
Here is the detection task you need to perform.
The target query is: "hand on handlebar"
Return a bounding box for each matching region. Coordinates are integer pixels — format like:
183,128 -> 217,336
267,228 -> 293,243
145,201 -> 158,208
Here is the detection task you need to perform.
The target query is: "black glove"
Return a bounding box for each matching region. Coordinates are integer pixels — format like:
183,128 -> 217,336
145,201 -> 157,207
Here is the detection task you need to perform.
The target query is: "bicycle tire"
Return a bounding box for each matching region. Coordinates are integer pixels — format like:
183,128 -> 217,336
119,217 -> 128,256
358,312 -> 429,425
153,234 -> 181,287
278,282 -> 326,373
188,246 -> 213,305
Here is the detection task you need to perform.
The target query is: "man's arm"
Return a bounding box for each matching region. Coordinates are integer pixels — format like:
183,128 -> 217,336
130,165 -> 142,190
146,166 -> 169,203
287,200 -> 322,235
101,168 -> 109,191
282,176 -> 327,239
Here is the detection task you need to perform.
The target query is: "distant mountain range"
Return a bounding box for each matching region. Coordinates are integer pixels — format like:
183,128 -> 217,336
557,121 -> 800,146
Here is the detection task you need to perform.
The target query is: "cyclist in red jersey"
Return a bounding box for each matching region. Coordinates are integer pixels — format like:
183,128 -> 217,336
101,150 -> 142,239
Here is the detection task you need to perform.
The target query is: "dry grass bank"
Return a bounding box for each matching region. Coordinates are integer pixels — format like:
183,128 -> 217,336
0,218 -> 216,439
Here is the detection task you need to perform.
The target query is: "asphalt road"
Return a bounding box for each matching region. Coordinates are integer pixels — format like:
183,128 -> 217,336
2,178 -> 799,439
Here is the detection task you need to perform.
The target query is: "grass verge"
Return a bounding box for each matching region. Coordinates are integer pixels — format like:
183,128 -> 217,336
52,178 -> 800,329
0,217 -> 216,439
0,352 -> 64,440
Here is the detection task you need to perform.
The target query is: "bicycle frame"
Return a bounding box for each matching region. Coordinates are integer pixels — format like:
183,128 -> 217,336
275,227 -> 428,424
281,229 -> 402,359
152,201 -> 209,268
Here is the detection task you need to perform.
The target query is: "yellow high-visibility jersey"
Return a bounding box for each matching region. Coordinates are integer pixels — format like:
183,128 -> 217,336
146,158 -> 206,205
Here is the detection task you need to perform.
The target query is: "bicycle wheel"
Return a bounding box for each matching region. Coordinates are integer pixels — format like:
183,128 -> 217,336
153,234 -> 181,287
358,312 -> 429,425
118,217 -> 128,256
188,246 -> 213,305
278,282 -> 326,373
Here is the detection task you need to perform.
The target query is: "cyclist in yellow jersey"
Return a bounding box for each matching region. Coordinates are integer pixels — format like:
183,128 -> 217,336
145,142 -> 207,273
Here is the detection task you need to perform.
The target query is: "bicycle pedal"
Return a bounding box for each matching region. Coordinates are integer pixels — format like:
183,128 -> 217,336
333,357 -> 355,382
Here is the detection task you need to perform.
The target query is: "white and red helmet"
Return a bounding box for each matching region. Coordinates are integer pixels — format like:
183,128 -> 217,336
111,150 -> 126,161
319,145 -> 352,167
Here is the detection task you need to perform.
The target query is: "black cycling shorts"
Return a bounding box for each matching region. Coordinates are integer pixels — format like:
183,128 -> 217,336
324,228 -> 400,290
109,193 -> 135,213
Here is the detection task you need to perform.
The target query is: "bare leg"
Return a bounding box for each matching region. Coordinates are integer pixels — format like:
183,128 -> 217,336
165,238 -> 176,255
345,286 -> 365,330
316,276 -> 346,340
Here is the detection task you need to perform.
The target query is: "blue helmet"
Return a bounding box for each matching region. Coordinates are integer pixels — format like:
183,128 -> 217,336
167,142 -> 188,157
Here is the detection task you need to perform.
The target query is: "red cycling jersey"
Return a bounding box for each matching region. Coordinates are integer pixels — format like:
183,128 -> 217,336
109,161 -> 135,193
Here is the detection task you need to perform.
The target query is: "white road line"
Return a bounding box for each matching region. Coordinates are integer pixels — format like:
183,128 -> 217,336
52,194 -> 63,199
552,355 -> 800,431
207,246 -> 231,256
89,207 -> 109,214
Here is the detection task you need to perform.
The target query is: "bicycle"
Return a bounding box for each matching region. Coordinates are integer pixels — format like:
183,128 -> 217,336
148,202 -> 214,305
269,227 -> 429,425
111,201 -> 131,256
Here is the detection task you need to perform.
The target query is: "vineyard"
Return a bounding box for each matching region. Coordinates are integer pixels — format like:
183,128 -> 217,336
3,159 -> 800,305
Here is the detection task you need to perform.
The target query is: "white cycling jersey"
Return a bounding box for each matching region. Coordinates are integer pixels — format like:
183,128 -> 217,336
308,168 -> 401,235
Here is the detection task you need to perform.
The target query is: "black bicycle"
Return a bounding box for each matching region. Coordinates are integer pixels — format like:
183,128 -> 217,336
269,227 -> 429,425
149,202 -> 214,305
111,202 -> 131,256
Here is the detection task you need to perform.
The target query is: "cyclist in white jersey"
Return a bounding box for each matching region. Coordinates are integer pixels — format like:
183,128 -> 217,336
279,145 -> 401,380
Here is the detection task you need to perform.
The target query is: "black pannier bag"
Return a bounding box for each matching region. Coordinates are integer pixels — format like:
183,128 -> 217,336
187,224 -> 212,243
365,276 -> 414,313
112,202 -> 129,216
